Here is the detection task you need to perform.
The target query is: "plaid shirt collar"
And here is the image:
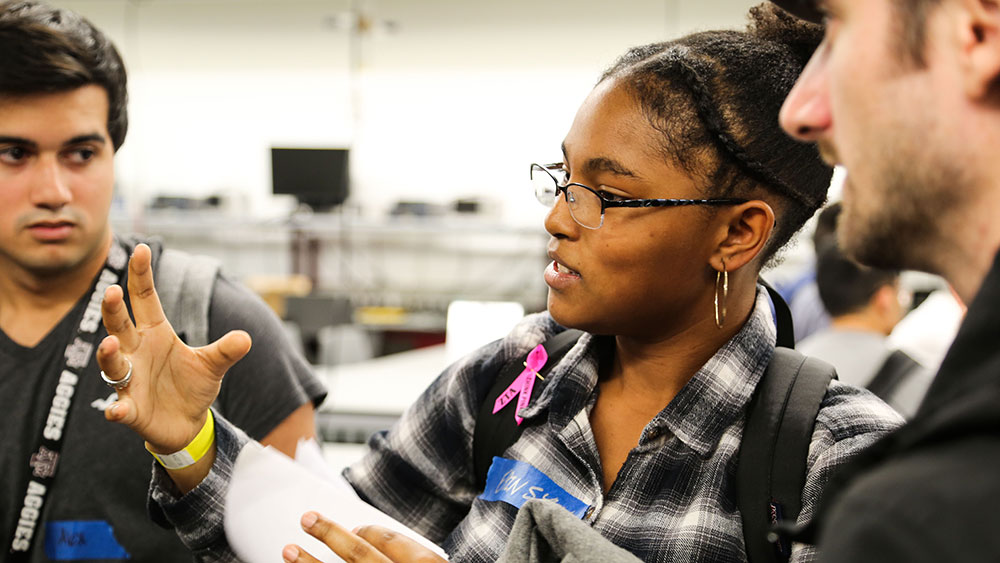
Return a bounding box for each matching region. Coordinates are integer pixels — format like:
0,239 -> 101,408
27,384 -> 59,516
520,288 -> 776,457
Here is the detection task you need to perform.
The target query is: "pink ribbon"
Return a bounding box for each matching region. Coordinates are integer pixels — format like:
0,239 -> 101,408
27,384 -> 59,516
492,344 -> 548,425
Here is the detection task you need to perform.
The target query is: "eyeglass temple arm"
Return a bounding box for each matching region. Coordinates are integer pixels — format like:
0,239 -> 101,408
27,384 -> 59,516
610,198 -> 749,208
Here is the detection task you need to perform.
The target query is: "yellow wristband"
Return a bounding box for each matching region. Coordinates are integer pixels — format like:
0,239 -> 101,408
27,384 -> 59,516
146,410 -> 215,470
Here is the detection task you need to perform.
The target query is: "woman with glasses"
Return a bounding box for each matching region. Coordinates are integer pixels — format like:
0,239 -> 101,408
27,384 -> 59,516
96,4 -> 902,563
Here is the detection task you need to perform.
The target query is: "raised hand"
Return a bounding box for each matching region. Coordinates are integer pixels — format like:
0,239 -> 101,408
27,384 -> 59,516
282,512 -> 447,563
96,244 -> 252,458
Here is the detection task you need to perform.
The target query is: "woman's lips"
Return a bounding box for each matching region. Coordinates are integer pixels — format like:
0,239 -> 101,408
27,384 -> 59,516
544,259 -> 581,290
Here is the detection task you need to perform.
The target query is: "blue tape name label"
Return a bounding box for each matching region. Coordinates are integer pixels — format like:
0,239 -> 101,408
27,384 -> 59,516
478,457 -> 590,518
44,520 -> 131,560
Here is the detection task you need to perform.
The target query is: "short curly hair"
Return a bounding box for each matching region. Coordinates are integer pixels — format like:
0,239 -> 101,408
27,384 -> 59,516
601,3 -> 833,265
0,0 -> 128,150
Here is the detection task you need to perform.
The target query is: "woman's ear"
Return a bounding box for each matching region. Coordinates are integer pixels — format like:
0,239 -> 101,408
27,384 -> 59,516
711,200 -> 775,272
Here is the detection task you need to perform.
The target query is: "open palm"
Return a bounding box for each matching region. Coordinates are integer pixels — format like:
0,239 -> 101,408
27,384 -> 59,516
96,244 -> 252,453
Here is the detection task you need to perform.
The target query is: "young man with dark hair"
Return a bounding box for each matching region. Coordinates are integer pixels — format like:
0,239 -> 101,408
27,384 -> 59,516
0,2 -> 326,560
799,241 -> 932,418
776,0 -> 1000,559
783,201 -> 843,342
814,244 -> 900,320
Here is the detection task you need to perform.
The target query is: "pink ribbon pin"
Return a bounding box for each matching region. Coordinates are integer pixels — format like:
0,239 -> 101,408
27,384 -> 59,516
492,344 -> 548,425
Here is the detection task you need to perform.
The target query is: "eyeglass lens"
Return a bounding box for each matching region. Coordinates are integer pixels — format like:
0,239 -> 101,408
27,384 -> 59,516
531,165 -> 603,229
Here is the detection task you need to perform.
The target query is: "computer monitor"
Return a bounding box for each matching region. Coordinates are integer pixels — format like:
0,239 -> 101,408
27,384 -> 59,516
271,147 -> 350,211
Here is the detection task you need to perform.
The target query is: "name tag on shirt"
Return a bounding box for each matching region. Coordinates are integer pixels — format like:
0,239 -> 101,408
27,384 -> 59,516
478,457 -> 590,518
44,521 -> 130,560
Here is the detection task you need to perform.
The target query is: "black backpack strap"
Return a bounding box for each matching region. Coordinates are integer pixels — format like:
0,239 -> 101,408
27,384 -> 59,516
473,329 -> 583,489
738,347 -> 836,563
761,278 -> 796,349
866,349 -> 920,401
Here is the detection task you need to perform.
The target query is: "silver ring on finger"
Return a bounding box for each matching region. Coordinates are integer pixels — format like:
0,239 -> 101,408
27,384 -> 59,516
100,358 -> 133,391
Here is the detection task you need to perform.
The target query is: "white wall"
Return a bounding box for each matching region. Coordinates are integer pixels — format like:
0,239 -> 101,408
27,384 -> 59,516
53,0 -> 761,226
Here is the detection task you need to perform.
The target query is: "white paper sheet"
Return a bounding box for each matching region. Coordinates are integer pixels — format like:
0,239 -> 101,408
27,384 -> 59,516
224,440 -> 448,562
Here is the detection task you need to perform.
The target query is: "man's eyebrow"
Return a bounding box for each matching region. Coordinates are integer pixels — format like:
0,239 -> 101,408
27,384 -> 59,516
65,134 -> 107,146
0,134 -> 107,147
816,0 -> 837,17
0,136 -> 37,148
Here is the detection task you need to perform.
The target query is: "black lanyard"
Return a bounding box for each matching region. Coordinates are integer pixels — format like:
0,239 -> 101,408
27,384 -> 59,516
7,240 -> 129,560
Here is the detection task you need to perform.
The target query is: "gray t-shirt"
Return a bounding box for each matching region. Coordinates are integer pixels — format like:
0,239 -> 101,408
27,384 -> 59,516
798,328 -> 933,418
0,236 -> 326,562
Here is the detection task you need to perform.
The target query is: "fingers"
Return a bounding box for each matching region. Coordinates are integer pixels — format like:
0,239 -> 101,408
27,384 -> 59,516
281,544 -> 323,563
200,330 -> 252,375
284,513 -> 445,563
354,525 -> 447,563
125,244 -> 168,330
102,284 -> 140,351
298,512 -> 392,563
97,335 -> 139,425
96,335 -> 131,385
104,396 -> 137,425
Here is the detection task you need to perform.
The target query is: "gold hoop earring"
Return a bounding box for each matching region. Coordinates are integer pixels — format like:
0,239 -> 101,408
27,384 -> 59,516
714,260 -> 728,329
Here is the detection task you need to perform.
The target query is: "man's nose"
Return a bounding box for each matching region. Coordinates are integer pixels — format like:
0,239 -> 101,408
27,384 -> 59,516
779,46 -> 833,143
30,155 -> 72,210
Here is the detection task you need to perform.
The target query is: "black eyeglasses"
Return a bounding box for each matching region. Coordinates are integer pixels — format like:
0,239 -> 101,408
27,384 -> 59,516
531,163 -> 748,229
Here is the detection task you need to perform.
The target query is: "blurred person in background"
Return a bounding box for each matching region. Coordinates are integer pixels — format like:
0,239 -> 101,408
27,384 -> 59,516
782,201 -> 840,342
799,239 -> 934,418
887,284 -> 965,373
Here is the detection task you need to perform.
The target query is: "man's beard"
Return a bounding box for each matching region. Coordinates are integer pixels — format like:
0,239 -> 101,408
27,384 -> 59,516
837,157 -> 961,275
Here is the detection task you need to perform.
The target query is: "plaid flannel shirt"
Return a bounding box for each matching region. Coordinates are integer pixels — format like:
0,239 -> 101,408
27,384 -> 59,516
346,289 -> 903,561
149,407 -> 247,563
150,289 -> 903,562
